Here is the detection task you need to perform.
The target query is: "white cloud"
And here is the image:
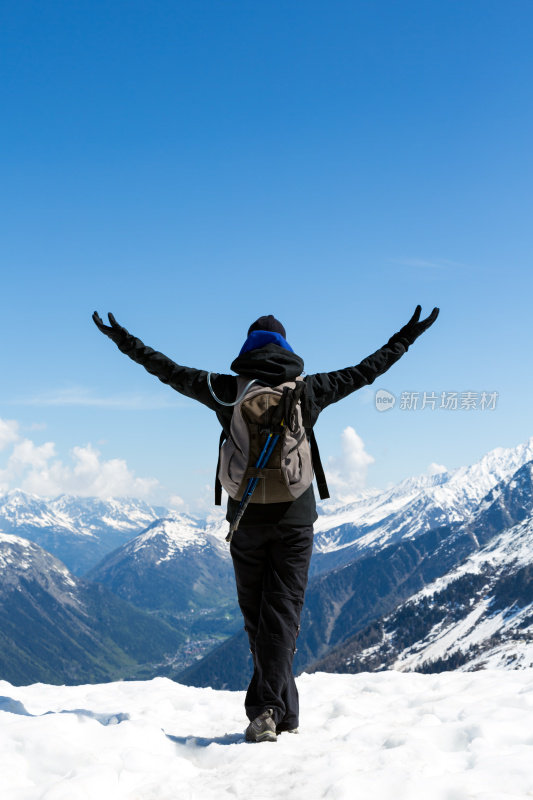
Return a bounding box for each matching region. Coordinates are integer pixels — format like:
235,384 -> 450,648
325,427 -> 375,502
188,483 -> 221,517
390,257 -> 474,272
0,417 -> 159,500
9,439 -> 57,471
427,462 -> 447,476
169,494 -> 185,508
17,386 -> 180,410
0,419 -> 19,451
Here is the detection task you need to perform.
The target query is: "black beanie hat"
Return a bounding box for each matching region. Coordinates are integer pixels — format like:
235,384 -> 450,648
247,315 -> 286,339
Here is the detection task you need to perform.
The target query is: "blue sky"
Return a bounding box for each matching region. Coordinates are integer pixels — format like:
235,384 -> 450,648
1,1 -> 532,510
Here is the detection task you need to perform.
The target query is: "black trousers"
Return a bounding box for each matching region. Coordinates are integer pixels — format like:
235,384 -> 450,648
230,522 -> 314,730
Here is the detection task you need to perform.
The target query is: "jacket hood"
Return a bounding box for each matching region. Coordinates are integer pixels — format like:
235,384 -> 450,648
231,343 -> 304,385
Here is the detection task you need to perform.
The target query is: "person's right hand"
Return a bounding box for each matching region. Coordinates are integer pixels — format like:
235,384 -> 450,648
92,311 -> 129,345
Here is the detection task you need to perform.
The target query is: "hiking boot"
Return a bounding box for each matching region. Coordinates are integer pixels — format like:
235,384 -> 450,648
245,709 -> 277,743
276,726 -> 299,735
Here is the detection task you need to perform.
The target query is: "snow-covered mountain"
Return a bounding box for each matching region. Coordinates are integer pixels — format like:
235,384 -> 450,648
393,516 -> 533,671
0,531 -> 79,605
0,532 -> 184,685
308,461 -> 533,675
3,436 -> 532,582
0,497 -> 236,680
182,457 -> 533,689
86,515 -> 239,662
311,436 -> 533,574
87,515 -> 235,614
2,437 -> 533,688
0,491 -> 167,574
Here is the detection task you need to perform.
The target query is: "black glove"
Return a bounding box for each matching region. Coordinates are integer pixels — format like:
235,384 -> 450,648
92,311 -> 129,347
389,305 -> 440,347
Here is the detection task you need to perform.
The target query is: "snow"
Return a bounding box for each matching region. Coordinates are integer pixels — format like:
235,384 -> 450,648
0,531 -> 34,548
0,532 -> 36,570
370,512 -> 533,672
466,640 -> 533,670
0,491 -> 164,541
390,601 -> 533,674
404,516 -> 533,604
132,517 -> 205,555
394,601 -> 492,671
128,516 -> 229,564
0,533 -> 77,591
1,671 -> 533,800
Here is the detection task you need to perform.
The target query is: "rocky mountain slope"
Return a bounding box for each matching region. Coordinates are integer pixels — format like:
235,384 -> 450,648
310,476 -> 533,674
0,533 -> 184,685
86,515 -> 239,646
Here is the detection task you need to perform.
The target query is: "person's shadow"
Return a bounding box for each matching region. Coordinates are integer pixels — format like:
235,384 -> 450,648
1,695 -> 245,743
0,695 -> 129,725
164,731 -> 245,747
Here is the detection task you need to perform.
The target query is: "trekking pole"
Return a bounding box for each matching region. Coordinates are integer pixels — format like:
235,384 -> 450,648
226,430 -> 281,543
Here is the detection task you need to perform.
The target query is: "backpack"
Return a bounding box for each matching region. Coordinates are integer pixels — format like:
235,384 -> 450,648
214,376 -> 329,506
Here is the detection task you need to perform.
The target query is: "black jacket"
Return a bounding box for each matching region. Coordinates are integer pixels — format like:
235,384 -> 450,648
113,327 -> 411,526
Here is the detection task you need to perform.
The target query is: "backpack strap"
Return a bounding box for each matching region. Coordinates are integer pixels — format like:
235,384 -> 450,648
299,379 -> 330,500
309,429 -> 330,500
214,430 -> 227,505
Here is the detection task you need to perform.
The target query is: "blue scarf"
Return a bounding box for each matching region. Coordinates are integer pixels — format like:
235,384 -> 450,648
238,330 -> 294,356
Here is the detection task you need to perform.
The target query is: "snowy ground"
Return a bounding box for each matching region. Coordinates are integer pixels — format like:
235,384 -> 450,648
1,670 -> 533,800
